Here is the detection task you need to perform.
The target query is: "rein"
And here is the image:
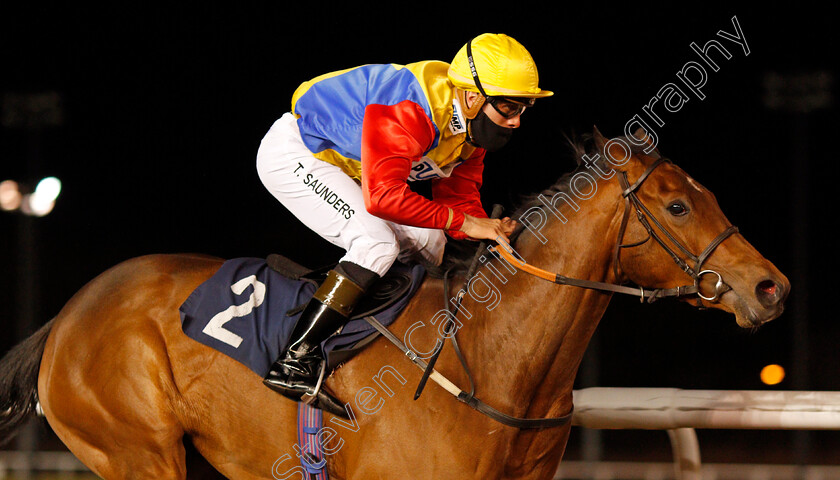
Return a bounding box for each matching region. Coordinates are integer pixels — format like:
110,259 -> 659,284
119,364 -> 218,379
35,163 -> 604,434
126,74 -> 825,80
491,157 -> 739,304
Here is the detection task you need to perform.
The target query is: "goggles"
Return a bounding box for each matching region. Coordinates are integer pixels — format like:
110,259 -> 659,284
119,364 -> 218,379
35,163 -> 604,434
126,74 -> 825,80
467,38 -> 536,119
486,96 -> 534,118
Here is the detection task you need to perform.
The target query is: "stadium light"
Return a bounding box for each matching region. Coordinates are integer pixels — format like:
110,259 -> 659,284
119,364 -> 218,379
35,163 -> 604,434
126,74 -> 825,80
1,177 -> 62,216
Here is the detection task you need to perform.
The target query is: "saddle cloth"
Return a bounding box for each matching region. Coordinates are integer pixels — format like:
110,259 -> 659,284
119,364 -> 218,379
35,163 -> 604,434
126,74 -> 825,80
179,257 -> 426,377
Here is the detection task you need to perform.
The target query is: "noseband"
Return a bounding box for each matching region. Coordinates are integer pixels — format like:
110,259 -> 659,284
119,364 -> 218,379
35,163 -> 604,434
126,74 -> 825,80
492,157 -> 739,304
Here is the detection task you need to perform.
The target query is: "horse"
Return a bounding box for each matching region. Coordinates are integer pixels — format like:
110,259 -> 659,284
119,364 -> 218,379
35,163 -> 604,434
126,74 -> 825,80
0,128 -> 789,479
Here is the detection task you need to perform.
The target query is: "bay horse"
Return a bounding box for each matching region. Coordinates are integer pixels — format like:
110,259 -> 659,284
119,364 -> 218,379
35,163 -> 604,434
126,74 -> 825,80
0,128 -> 788,479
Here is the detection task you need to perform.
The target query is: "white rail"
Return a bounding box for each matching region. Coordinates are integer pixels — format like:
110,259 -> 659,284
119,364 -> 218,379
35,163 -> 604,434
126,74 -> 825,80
572,388 -> 840,430
567,388 -> 840,480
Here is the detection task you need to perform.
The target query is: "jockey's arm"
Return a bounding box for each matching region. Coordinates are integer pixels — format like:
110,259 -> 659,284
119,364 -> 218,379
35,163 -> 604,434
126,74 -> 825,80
431,150 -> 517,240
360,102 -> 513,242
429,148 -> 486,241
361,102 -> 467,232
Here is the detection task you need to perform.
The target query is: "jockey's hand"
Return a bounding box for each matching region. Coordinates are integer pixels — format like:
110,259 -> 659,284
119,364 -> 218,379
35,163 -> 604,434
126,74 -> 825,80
460,214 -> 517,242
500,217 -> 517,238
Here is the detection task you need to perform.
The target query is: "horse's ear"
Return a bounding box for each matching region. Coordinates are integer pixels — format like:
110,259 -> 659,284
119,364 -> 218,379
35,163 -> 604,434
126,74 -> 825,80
632,127 -> 659,154
592,126 -> 608,152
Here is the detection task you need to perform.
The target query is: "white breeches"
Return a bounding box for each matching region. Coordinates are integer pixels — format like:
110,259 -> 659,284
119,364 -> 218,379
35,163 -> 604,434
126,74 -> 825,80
256,113 -> 446,277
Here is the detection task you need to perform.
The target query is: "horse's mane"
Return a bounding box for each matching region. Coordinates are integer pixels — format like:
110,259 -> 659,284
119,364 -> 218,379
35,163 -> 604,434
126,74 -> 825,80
509,132 -> 662,242
510,132 -> 602,224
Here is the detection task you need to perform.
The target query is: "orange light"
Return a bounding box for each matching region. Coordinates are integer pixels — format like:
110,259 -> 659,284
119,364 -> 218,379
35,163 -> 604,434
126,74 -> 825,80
760,364 -> 785,385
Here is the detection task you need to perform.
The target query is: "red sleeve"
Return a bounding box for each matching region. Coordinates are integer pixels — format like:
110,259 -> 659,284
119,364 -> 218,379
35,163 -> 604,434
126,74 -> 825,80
431,148 -> 488,240
361,100 -> 466,230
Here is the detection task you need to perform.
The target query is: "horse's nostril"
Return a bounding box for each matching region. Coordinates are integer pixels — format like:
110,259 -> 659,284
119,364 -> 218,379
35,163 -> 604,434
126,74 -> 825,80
756,279 -> 781,307
758,280 -> 777,296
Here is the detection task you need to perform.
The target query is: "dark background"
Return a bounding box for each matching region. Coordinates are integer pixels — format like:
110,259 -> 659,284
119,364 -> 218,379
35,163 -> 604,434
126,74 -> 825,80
1,2 -> 838,467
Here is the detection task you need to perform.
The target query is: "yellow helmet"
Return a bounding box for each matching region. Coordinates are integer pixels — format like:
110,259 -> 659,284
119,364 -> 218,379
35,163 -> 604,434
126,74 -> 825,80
448,33 -> 553,99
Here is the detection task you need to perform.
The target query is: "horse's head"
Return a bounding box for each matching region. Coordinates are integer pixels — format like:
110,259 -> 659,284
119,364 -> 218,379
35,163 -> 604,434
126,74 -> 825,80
595,128 -> 789,327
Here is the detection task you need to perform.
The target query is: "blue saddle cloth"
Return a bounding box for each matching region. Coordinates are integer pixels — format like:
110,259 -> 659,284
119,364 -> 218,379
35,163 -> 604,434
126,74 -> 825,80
179,257 -> 425,377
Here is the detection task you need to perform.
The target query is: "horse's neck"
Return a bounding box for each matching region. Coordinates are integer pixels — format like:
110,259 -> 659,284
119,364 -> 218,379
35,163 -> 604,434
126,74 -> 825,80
464,186 -> 623,419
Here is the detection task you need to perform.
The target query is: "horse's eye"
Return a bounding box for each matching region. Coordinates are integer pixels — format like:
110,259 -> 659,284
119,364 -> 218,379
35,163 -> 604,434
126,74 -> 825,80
667,201 -> 688,216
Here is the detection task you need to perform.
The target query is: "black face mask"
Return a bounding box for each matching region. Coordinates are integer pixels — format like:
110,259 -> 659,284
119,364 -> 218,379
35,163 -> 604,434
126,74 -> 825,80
467,110 -> 513,152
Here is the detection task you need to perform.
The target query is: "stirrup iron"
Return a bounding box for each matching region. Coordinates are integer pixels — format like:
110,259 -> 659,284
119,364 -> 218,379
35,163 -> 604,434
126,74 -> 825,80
301,359 -> 327,405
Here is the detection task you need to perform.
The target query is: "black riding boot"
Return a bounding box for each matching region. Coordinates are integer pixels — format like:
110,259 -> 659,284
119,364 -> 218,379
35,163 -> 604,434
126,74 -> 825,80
263,264 -> 374,405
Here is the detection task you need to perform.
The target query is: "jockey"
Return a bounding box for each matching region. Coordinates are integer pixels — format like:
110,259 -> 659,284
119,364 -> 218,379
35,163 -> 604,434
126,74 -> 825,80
257,33 -> 552,406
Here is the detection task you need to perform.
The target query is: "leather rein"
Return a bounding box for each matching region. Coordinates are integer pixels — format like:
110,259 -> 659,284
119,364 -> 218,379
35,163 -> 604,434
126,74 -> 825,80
491,157 -> 739,304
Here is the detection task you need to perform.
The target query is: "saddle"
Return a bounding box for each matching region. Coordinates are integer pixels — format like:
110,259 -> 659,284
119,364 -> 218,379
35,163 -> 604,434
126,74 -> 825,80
179,254 -> 425,383
265,253 -> 416,370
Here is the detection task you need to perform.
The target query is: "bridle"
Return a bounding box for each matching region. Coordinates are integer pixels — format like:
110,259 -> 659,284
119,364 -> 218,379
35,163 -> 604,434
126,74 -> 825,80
492,157 -> 739,304
615,157 -> 739,302
374,157 -> 740,430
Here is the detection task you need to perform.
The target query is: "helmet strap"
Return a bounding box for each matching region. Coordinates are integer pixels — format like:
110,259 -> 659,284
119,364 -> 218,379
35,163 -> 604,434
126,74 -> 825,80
458,37 -> 489,122
466,38 -> 490,98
